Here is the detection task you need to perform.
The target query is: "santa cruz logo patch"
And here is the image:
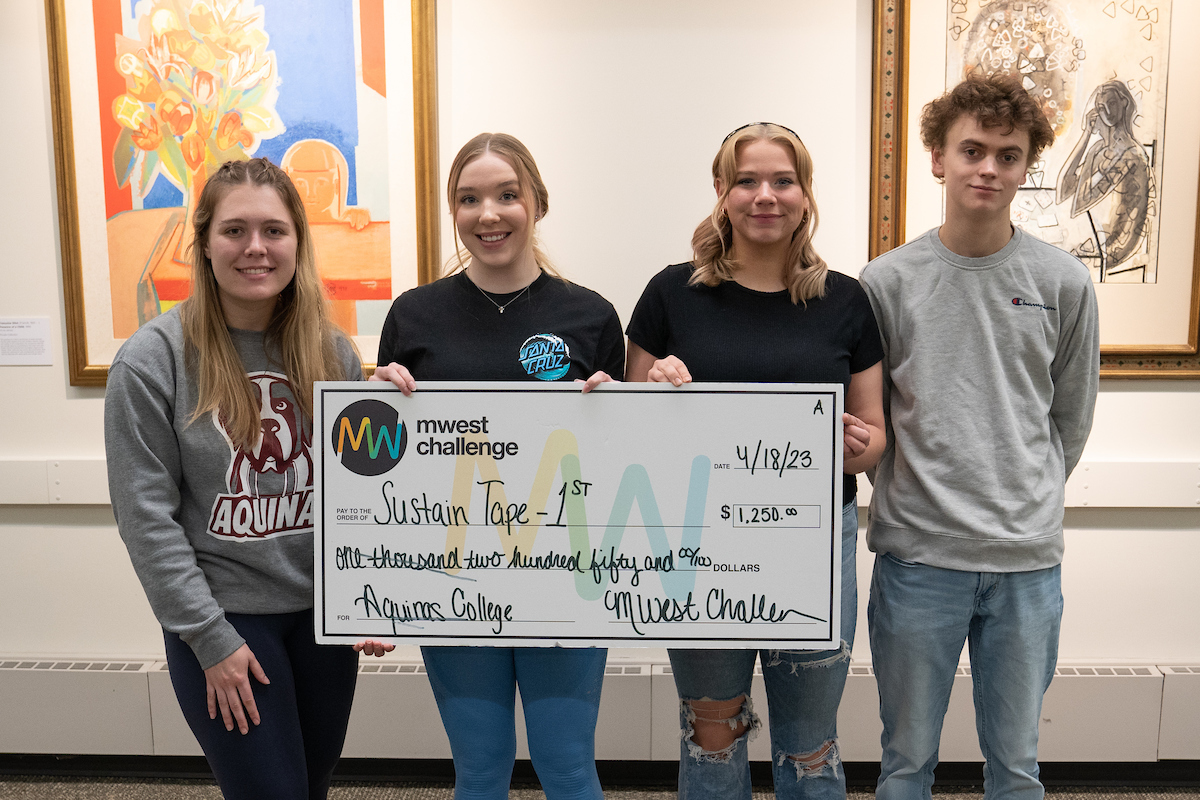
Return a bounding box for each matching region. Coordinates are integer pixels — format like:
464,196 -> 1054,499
519,333 -> 571,380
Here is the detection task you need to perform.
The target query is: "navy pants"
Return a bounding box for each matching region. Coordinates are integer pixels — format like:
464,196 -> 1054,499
164,609 -> 359,800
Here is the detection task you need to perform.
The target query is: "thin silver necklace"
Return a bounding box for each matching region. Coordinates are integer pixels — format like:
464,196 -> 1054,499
468,270 -> 538,314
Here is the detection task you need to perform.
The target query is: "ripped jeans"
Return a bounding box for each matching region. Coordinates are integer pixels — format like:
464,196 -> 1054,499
668,501 -> 859,800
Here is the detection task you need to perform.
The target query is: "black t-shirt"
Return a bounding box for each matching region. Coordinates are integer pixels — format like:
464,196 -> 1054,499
378,270 -> 625,381
626,263 -> 883,500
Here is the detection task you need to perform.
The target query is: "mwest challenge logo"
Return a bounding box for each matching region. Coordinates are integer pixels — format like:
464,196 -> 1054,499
333,399 -> 407,476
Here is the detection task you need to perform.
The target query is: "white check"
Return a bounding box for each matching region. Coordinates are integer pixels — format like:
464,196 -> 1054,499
313,382 -> 843,648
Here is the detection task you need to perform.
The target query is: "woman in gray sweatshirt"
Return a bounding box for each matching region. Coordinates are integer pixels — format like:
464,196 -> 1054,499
105,157 -> 372,799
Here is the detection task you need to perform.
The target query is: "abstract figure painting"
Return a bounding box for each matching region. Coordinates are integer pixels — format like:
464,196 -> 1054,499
48,0 -> 417,384
1058,80 -> 1155,276
946,0 -> 1170,284
880,0 -> 1200,375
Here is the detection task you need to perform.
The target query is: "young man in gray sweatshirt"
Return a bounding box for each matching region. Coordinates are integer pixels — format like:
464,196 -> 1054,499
860,75 -> 1100,800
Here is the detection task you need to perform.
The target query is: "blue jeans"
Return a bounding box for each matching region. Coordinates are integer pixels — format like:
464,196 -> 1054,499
668,501 -> 859,800
421,645 -> 605,800
164,610 -> 359,800
868,553 -> 1063,800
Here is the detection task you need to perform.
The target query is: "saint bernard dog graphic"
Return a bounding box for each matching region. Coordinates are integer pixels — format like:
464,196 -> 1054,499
207,371 -> 315,540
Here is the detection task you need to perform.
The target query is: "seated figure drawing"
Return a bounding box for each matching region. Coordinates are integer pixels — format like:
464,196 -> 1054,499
1057,80 -> 1153,277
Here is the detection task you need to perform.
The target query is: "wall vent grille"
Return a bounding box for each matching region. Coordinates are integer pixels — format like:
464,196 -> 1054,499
359,663 -> 425,674
606,664 -> 649,676
144,661 -> 1176,678
1056,666 -> 1155,676
1161,665 -> 1200,675
783,664 -> 1157,679
0,660 -> 146,672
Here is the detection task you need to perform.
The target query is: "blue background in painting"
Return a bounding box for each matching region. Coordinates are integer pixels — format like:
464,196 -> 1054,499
143,0 -> 360,209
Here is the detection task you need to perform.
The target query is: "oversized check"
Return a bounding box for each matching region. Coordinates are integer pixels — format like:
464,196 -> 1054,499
314,382 -> 843,648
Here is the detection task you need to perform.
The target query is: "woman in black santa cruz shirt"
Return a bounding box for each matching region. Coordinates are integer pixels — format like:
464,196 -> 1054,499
365,133 -> 621,800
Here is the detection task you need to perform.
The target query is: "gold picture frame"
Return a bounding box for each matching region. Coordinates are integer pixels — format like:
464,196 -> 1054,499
48,0 -> 420,384
53,1 -> 1198,383
873,0 -> 1200,379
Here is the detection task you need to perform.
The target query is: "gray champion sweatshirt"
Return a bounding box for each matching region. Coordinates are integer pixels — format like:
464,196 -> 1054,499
860,227 -> 1099,572
104,307 -> 361,668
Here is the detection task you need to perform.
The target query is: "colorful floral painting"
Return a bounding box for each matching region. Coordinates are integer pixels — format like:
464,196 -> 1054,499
95,0 -> 392,337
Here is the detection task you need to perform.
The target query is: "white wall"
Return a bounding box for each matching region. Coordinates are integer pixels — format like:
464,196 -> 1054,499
2,0 -> 1199,676
436,0 -> 875,321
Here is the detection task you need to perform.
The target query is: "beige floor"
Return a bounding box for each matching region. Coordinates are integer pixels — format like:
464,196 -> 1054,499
0,780 -> 1197,800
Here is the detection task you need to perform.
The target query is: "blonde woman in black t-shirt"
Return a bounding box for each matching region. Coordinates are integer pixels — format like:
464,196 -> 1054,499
365,133 -> 620,800
626,123 -> 885,800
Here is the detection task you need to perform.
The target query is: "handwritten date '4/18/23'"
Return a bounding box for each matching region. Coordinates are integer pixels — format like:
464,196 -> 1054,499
733,439 -> 812,476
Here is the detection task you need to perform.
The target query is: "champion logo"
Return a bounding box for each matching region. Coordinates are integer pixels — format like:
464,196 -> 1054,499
1011,297 -> 1057,311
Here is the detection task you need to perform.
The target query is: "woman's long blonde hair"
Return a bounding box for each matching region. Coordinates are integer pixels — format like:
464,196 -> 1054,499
181,157 -> 361,448
690,123 -> 827,304
443,132 -> 561,278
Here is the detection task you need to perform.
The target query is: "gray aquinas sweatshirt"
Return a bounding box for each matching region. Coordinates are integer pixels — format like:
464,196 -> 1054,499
860,227 -> 1099,572
104,307 -> 361,668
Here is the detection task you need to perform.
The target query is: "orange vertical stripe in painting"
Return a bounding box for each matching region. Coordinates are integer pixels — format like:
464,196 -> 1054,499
92,0 -> 131,219
361,0 -> 387,97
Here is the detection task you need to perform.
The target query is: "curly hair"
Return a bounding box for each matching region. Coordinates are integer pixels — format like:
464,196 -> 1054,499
921,74 -> 1055,165
690,123 -> 826,305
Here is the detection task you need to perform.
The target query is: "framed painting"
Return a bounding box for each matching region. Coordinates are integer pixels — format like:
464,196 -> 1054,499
873,0 -> 1200,378
47,0 -> 421,385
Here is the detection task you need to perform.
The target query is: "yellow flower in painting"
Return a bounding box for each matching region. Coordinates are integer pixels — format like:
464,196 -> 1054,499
240,28 -> 269,54
165,30 -> 207,72
112,0 -> 281,199
158,92 -> 195,137
115,52 -> 161,102
181,132 -> 207,170
190,42 -> 216,70
146,34 -> 191,83
149,8 -> 182,37
113,94 -> 149,130
116,52 -> 146,79
196,3 -> 269,65
239,106 -> 275,133
215,110 -> 254,151
191,71 -> 217,107
159,30 -> 216,71
226,48 -> 272,91
131,116 -> 163,152
189,2 -> 217,36
195,107 -> 215,140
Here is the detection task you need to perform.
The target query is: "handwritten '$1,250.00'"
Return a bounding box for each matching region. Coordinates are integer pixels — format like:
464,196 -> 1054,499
313,382 -> 843,649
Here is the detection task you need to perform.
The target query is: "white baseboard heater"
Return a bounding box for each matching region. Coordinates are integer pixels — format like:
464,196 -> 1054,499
0,657 -> 1195,761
